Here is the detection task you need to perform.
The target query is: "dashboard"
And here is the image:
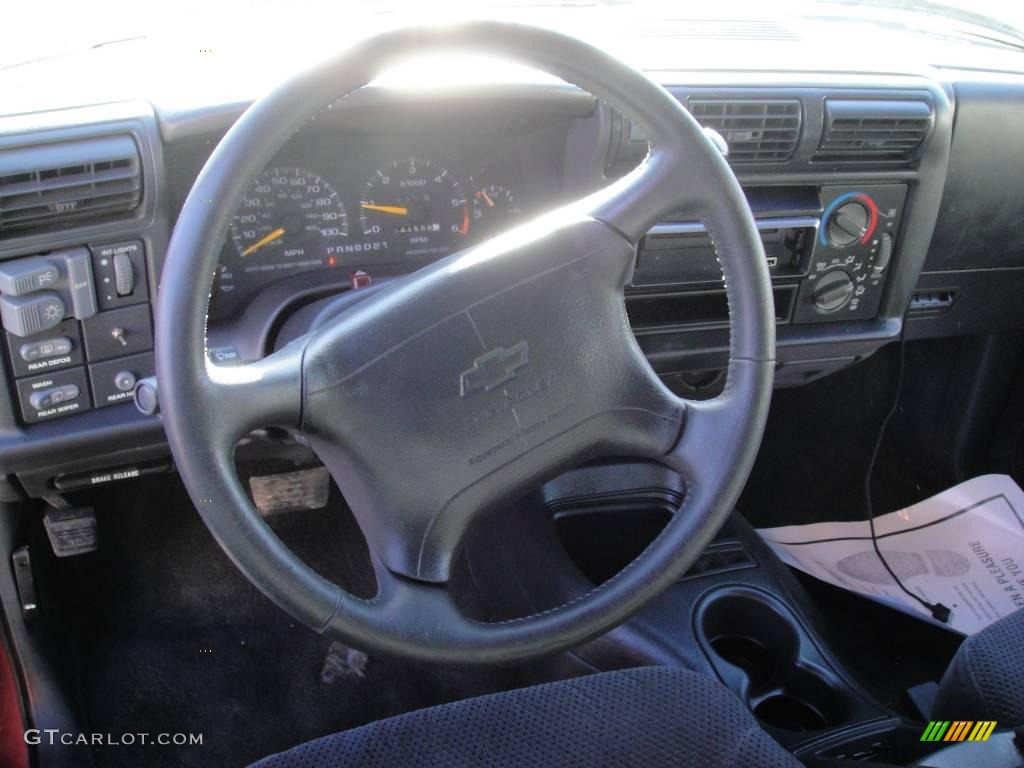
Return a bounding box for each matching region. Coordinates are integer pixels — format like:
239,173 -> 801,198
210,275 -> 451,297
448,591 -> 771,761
0,16 -> 1023,501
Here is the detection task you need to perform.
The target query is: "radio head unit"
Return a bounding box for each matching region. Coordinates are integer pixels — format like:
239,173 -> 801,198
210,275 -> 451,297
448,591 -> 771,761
634,217 -> 816,287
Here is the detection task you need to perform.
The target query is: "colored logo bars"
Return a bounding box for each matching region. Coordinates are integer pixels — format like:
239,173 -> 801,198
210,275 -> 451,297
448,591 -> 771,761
920,721 -> 998,742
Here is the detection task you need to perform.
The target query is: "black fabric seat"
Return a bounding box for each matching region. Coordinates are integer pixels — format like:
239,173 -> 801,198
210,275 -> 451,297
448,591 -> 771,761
251,667 -> 801,768
934,608 -> 1024,726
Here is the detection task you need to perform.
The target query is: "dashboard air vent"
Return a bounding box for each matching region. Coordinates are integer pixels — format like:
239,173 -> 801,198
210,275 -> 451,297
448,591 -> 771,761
815,99 -> 932,164
688,99 -> 802,163
0,134 -> 142,235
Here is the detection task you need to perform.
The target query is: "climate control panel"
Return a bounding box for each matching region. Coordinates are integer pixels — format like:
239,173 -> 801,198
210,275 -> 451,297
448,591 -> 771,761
793,185 -> 907,323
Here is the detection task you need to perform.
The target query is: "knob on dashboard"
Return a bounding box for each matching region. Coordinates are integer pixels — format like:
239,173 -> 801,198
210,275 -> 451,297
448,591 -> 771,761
874,232 -> 894,273
812,270 -> 855,313
820,192 -> 879,249
827,201 -> 870,247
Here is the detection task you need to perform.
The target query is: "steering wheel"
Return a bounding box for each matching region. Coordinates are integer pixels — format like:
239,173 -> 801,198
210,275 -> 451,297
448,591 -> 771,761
157,21 -> 775,665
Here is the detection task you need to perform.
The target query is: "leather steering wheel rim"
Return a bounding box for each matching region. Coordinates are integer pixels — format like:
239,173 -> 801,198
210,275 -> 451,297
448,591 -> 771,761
157,21 -> 775,665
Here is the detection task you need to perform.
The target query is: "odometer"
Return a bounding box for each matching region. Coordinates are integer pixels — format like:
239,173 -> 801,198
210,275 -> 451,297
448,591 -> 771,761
230,167 -> 348,260
359,158 -> 469,257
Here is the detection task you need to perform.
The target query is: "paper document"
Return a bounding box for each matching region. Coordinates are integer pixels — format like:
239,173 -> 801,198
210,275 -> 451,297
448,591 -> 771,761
757,474 -> 1024,635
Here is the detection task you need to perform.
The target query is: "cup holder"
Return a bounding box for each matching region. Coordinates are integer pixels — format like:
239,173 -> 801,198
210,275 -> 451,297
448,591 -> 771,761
754,695 -> 829,732
709,634 -> 776,682
696,588 -> 847,732
751,666 -> 844,731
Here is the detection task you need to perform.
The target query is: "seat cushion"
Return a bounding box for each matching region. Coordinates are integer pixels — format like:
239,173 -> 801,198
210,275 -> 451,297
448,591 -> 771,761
934,608 -> 1024,726
251,666 -> 800,768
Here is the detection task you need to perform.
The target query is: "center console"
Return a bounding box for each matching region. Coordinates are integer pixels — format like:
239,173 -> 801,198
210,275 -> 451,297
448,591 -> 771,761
524,461 -> 965,767
615,81 -> 953,394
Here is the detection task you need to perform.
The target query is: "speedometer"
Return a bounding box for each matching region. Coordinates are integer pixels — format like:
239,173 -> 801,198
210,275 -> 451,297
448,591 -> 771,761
359,158 -> 469,257
230,167 -> 348,260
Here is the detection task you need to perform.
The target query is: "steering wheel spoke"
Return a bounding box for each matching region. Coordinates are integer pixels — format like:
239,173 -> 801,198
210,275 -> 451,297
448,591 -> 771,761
367,562 -> 473,636
575,147 -> 693,244
666,359 -> 774,490
204,338 -> 306,446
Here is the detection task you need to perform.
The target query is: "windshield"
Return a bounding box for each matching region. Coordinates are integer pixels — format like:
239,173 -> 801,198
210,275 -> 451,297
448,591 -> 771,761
5,0 -> 1023,71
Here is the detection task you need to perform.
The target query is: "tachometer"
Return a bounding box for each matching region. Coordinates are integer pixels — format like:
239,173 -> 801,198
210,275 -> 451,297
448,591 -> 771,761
230,167 -> 348,260
359,158 -> 469,256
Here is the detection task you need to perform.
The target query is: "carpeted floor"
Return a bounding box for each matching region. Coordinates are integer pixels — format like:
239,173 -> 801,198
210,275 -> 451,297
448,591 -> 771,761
48,477 -> 525,768
739,340 -> 982,530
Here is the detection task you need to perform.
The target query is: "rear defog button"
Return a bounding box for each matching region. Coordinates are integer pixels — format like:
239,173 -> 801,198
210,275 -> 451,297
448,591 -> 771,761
20,337 -> 72,362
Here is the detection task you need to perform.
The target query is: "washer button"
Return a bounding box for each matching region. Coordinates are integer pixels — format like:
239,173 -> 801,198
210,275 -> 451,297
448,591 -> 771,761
29,384 -> 80,411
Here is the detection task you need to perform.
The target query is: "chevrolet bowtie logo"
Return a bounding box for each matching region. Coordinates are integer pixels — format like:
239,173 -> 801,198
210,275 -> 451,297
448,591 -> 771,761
460,342 -> 530,397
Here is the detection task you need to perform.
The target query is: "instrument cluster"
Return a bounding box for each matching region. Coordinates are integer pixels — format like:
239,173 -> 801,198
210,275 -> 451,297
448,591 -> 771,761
210,143 -> 531,321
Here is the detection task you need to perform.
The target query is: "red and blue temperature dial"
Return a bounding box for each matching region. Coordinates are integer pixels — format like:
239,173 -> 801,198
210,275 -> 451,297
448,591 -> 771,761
820,192 -> 878,248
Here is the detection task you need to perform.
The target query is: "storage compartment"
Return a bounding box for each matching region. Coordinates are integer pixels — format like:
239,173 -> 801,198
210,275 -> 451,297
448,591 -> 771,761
555,503 -> 672,583
544,462 -> 756,585
555,507 -> 756,585
695,586 -> 849,732
626,285 -> 795,330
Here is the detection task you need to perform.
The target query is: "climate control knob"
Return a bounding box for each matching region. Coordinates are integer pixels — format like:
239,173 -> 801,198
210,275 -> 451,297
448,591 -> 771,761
827,201 -> 870,247
812,270 -> 855,313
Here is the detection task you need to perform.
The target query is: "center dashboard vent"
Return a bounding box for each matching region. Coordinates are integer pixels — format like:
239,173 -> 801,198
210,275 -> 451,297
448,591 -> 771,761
688,99 -> 802,163
815,99 -> 932,164
0,134 -> 142,236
